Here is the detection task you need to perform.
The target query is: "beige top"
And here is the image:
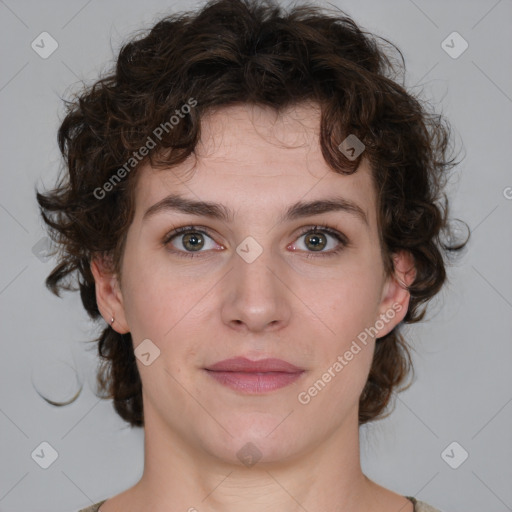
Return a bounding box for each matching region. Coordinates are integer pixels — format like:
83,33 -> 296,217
77,496 -> 443,512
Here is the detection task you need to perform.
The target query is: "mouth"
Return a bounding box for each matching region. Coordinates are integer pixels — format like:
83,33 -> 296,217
204,357 -> 306,394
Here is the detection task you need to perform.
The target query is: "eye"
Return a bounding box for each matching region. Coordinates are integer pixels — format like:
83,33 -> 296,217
163,225 -> 223,258
290,225 -> 348,257
162,223 -> 349,259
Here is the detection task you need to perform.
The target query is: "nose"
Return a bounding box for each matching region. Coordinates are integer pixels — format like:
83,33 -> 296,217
220,243 -> 292,334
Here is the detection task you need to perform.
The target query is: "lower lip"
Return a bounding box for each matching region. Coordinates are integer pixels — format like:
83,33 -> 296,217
205,370 -> 304,393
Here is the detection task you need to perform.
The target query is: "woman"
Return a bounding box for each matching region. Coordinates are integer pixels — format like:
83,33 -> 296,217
36,1 -> 467,510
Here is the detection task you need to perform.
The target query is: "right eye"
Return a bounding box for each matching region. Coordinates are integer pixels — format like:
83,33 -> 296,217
163,225 -> 224,258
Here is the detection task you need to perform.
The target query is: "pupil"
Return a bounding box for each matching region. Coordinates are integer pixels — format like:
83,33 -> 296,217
307,233 -> 325,251
184,232 -> 203,251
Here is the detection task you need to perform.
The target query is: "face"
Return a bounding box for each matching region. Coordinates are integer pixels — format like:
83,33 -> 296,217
94,102 -> 411,466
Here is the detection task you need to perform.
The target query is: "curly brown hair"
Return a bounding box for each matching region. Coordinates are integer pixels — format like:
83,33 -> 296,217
35,0 -> 468,427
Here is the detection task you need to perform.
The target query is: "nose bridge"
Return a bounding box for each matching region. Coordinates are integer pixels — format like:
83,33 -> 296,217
221,236 -> 290,332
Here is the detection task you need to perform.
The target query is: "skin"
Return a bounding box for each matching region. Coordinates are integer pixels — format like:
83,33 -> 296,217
91,102 -> 416,512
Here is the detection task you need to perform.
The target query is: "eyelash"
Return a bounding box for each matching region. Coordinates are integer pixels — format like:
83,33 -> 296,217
162,224 -> 349,259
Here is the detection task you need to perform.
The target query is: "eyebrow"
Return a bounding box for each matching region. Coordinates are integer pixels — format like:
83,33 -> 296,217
142,193 -> 368,227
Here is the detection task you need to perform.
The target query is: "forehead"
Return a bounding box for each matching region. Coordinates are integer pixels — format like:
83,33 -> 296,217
132,103 -> 376,225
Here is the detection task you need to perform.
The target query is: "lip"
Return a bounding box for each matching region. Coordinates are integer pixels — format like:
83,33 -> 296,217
204,357 -> 305,394
206,357 -> 304,373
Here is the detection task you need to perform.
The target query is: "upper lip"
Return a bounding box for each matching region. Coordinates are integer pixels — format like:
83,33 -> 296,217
205,357 -> 304,373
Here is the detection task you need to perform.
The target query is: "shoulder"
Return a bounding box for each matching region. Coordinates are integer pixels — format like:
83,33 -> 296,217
76,499 -> 107,512
413,498 -> 444,512
76,497 -> 445,512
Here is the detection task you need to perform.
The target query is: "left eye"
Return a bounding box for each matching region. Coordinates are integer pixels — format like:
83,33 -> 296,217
290,226 -> 347,256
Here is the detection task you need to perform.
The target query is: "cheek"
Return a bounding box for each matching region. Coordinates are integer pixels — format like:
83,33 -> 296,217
120,247 -> 214,347
297,264 -> 382,391
119,246 -> 175,337
313,265 -> 383,334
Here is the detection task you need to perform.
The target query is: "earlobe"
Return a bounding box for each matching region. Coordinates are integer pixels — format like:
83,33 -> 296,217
375,250 -> 416,338
90,255 -> 130,334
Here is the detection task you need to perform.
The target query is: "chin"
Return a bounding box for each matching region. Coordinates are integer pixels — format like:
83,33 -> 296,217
200,413 -> 307,467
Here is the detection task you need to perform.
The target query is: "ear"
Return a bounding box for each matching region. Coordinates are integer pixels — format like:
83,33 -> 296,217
374,250 -> 416,338
90,254 -> 130,334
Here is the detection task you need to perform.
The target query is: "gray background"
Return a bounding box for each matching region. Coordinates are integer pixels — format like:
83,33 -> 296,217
0,0 -> 511,511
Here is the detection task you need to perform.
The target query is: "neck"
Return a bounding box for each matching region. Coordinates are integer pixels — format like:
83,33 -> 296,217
129,403 -> 378,512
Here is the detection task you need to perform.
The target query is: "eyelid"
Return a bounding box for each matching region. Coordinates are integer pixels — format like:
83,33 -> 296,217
294,224 -> 349,245
162,224 -> 219,245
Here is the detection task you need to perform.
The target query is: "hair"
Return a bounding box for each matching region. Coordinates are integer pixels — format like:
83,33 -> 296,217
36,0 -> 469,427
